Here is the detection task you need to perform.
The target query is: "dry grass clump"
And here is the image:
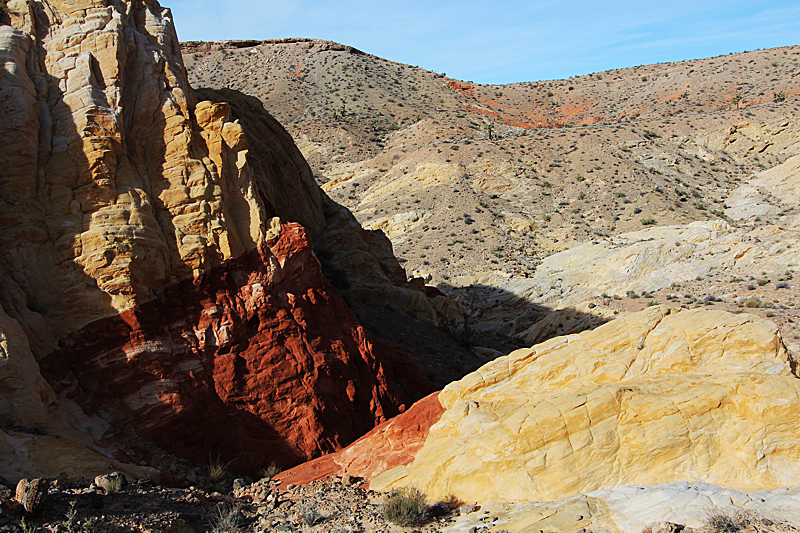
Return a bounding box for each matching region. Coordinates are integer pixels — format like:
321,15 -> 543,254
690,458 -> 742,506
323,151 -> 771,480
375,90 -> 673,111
384,486 -> 428,526
208,456 -> 233,483
211,504 -> 243,533
703,508 -> 798,533
705,508 -> 745,533
260,461 -> 281,481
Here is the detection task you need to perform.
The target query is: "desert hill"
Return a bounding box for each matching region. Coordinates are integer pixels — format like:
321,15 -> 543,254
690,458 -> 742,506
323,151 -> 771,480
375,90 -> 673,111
184,39 -> 800,351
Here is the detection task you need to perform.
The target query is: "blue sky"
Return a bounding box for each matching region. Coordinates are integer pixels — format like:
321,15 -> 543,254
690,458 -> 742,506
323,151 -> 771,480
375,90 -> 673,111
167,0 -> 800,84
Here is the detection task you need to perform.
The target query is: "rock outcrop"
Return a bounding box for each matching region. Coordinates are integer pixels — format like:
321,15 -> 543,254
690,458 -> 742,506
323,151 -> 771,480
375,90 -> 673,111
695,118 -> 800,163
447,482 -> 800,533
275,392 -> 444,487
0,0 -> 434,482
726,154 -> 800,224
193,87 -> 468,333
451,216 -> 800,344
302,306 -> 800,503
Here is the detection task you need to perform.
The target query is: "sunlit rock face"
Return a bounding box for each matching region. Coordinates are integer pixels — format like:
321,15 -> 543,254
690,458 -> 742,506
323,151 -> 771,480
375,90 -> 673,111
0,0 -> 432,481
287,306 -> 800,502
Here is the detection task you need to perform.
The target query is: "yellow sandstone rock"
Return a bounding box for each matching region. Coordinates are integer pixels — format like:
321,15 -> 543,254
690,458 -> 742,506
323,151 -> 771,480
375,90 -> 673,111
373,306 -> 800,502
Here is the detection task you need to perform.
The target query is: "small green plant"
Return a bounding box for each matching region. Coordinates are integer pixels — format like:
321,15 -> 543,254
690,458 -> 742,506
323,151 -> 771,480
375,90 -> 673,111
384,486 -> 428,526
20,518 -> 35,533
63,503 -> 79,533
641,217 -> 656,226
774,91 -> 787,102
732,93 -> 742,109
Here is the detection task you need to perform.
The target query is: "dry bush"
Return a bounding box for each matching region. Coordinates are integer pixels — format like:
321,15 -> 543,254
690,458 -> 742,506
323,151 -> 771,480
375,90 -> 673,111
208,456 -> 233,483
211,504 -> 243,533
704,508 -> 744,533
384,486 -> 428,526
260,461 -> 281,481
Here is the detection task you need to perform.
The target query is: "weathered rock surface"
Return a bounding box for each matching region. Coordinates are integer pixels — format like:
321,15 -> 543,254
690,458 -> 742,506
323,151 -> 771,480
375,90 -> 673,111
450,217 -> 800,344
443,482 -> 800,533
371,306 -> 800,502
193,87 -> 468,333
695,119 -> 800,163
0,0 -> 434,482
14,477 -> 48,515
40,223 -> 432,474
276,392 -> 444,486
0,301 -> 150,482
726,154 -> 800,225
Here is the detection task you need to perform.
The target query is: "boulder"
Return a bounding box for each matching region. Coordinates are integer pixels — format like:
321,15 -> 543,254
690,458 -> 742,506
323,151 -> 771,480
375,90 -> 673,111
358,306 -> 800,503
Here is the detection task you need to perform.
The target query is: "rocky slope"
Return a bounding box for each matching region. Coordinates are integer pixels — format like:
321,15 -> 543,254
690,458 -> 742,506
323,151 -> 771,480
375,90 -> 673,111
0,0 -> 454,484
184,39 -> 800,356
279,305 -> 800,531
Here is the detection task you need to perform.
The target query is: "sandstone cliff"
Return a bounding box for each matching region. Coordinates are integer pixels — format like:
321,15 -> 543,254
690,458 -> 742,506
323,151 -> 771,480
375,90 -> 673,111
0,0 -> 435,482
282,306 -> 800,507
373,306 -> 800,500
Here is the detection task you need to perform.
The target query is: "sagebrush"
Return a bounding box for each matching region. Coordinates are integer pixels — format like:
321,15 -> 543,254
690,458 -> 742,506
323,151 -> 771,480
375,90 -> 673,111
384,486 -> 428,526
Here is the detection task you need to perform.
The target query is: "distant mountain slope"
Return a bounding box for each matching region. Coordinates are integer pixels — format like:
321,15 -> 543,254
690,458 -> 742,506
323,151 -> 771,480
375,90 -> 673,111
184,40 -> 800,278
184,40 -> 800,358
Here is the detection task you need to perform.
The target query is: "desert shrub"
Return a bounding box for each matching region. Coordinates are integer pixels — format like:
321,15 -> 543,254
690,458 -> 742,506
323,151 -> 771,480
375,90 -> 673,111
260,462 -> 281,481
738,297 -> 763,308
384,486 -> 428,526
641,218 -> 656,226
705,508 -> 743,533
702,508 -> 783,533
211,505 -> 243,533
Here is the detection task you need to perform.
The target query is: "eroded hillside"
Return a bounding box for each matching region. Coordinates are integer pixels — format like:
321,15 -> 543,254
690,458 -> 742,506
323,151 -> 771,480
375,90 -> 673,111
185,40 -> 800,352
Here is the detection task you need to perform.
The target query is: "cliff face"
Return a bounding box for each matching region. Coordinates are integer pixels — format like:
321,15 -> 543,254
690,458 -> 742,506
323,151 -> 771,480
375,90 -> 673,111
0,0 -> 432,481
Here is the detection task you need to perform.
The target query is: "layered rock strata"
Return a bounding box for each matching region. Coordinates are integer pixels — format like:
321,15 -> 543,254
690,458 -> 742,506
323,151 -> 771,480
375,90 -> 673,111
282,306 -> 800,505
373,306 -> 800,501
0,0 -> 432,481
194,87 -> 468,332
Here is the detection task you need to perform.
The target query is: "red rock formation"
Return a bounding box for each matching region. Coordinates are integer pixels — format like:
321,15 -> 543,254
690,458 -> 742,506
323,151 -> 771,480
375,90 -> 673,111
40,222 -> 432,475
0,0 -> 436,481
276,392 -> 444,486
